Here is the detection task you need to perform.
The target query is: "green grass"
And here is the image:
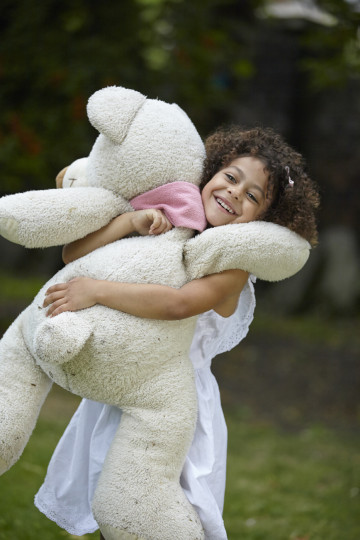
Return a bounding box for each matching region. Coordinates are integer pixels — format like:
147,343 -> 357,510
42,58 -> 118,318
0,272 -> 359,539
0,387 -> 359,539
225,415 -> 360,539
251,310 -> 360,351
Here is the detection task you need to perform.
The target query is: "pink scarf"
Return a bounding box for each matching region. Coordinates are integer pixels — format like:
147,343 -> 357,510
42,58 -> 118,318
130,181 -> 207,232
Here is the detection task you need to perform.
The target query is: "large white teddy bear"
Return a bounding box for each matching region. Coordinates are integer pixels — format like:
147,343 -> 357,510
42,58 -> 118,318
0,86 -> 310,540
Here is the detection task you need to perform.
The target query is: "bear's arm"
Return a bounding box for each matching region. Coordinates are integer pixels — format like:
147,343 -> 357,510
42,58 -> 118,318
0,187 -> 133,248
184,221 -> 311,283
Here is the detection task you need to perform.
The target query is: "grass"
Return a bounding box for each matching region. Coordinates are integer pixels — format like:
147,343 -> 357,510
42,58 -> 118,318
0,272 -> 359,539
0,386 -> 359,539
251,309 -> 360,351
224,415 -> 360,540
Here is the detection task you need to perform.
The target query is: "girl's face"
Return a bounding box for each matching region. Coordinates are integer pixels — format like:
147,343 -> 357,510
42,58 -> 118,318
201,156 -> 270,227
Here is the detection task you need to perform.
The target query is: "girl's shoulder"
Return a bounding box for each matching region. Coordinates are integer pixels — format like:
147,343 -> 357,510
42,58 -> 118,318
196,276 -> 256,356
212,269 -> 250,317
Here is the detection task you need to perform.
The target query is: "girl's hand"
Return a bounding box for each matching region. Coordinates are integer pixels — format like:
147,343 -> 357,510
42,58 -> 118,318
130,209 -> 173,236
43,277 -> 99,317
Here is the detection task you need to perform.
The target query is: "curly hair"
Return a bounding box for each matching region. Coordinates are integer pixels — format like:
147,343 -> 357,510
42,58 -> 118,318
200,126 -> 320,247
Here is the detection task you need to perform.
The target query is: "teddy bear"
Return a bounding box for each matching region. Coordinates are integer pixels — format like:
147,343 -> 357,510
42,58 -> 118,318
0,86 -> 310,540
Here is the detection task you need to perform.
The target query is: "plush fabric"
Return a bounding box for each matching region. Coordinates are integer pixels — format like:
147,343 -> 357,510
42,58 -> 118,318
0,86 -> 310,540
185,222 -> 310,282
0,187 -> 132,248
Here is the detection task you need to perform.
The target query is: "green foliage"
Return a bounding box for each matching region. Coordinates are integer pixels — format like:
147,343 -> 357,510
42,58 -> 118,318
139,0 -> 258,130
1,0 -> 358,246
0,0 -> 259,194
300,0 -> 360,90
0,0 -> 148,192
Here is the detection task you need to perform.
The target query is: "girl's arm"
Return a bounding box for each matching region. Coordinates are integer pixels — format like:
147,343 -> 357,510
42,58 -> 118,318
62,209 -> 172,264
44,268 -> 249,320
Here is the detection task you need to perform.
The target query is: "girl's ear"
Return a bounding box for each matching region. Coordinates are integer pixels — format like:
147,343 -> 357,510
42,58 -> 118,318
87,86 -> 147,144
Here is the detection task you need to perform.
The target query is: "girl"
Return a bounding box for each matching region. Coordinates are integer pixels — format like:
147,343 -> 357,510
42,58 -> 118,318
35,126 -> 319,540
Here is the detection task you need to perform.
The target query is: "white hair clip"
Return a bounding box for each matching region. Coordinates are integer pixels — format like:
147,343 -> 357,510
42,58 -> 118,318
285,166 -> 294,186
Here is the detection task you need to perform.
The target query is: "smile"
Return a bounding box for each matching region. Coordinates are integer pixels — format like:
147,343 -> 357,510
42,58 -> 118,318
215,197 -> 235,214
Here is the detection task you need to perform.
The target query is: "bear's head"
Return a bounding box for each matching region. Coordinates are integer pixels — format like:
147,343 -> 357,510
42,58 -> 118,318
63,86 -> 205,200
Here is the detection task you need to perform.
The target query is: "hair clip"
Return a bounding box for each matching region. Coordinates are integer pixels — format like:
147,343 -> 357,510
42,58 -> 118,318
285,166 -> 294,186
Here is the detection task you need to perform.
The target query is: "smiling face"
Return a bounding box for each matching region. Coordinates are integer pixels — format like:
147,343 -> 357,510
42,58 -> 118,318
201,156 -> 271,227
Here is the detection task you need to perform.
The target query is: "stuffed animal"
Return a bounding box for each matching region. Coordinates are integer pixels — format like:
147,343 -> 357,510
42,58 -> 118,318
0,86 -> 310,540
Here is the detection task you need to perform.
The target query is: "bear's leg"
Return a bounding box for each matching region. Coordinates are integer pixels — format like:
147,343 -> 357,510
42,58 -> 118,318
0,316 -> 52,474
92,362 -> 205,540
33,311 -> 93,364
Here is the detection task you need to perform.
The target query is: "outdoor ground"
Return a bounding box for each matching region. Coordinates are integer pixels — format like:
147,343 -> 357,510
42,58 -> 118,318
0,273 -> 359,539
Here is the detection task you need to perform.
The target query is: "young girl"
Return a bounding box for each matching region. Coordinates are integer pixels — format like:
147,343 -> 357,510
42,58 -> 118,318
35,126 -> 319,540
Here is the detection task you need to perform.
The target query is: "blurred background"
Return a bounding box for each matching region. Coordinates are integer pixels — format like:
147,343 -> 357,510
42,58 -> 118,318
0,1 -> 359,539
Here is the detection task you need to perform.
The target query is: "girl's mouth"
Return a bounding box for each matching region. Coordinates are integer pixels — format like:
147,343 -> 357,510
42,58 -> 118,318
215,197 -> 236,215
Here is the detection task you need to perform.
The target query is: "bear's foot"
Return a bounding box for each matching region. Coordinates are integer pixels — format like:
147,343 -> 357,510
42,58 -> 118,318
99,524 -> 145,540
33,312 -> 92,364
0,313 -> 53,475
93,471 -> 205,540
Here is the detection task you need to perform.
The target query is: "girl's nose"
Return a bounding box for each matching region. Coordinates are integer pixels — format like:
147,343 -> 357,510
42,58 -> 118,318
227,186 -> 241,200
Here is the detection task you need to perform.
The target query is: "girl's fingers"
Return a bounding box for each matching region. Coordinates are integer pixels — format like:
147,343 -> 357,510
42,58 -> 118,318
156,219 -> 172,234
46,298 -> 68,317
50,306 -> 67,317
45,278 -> 85,303
150,217 -> 163,232
48,303 -> 71,318
149,223 -> 163,235
150,213 -> 172,235
43,290 -> 67,307
45,283 -> 68,296
151,212 -> 162,229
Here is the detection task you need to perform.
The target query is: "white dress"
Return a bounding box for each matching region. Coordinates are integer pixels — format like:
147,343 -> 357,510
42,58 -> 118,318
35,277 -> 256,540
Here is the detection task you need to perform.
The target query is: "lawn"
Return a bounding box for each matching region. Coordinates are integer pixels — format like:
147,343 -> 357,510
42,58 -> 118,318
224,415 -> 360,539
0,385 -> 359,540
0,273 -> 359,539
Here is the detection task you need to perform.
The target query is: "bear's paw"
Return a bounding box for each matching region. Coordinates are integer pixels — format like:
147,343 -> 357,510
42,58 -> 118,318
33,312 -> 92,364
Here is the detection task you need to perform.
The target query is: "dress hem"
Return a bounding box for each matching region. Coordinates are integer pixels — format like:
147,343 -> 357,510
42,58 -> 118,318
34,493 -> 99,536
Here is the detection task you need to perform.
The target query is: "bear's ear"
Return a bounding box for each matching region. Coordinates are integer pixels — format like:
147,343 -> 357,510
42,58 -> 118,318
87,86 -> 147,144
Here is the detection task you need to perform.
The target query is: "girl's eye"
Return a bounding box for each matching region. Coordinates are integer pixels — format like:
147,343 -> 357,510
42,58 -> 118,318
247,192 -> 258,204
225,173 -> 237,183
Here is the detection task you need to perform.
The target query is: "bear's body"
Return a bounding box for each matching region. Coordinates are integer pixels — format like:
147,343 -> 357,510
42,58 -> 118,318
2,227 -> 203,540
25,228 -> 196,399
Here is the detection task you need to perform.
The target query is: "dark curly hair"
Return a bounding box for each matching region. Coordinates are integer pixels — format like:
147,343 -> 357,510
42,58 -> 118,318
200,126 -> 320,247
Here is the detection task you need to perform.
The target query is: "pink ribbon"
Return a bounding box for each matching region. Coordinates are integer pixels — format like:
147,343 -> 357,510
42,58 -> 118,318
130,181 -> 207,232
